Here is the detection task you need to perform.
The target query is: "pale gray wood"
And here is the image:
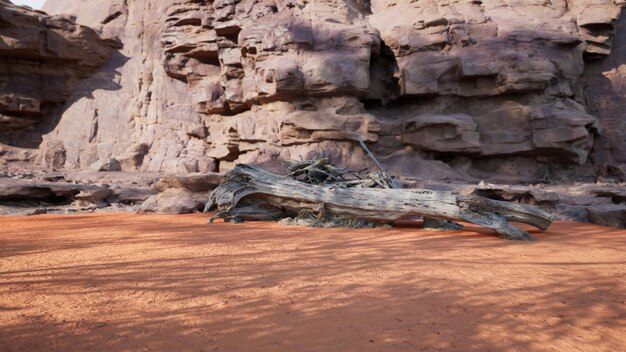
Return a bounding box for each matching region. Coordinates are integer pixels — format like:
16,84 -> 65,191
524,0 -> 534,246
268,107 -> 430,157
206,164 -> 553,241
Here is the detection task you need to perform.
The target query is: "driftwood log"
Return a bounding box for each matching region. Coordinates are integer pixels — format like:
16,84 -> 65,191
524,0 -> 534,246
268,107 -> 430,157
205,163 -> 554,241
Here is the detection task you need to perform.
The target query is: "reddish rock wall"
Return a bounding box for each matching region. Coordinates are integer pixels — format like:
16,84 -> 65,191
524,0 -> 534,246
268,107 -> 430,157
0,0 -> 117,140
583,8 -> 626,178
1,0 -> 624,183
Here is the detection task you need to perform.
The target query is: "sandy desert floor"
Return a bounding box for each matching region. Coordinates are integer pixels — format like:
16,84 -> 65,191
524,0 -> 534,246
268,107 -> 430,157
1,213 -> 625,352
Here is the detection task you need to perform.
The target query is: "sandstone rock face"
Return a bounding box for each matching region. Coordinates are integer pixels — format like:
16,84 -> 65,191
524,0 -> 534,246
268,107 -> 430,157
587,204 -> 626,228
367,0 -> 623,178
0,0 -> 117,144
2,0 -> 622,184
583,8 -> 626,178
160,0 -> 390,114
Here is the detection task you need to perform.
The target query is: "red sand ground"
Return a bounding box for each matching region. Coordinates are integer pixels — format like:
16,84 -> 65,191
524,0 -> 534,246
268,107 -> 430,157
1,213 -> 625,352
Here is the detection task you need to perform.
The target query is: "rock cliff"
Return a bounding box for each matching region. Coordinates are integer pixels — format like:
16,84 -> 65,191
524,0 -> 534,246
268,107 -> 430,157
583,8 -> 626,178
0,0 -> 623,226
0,0 -> 117,141
24,0 -> 625,182
1,0 -> 625,184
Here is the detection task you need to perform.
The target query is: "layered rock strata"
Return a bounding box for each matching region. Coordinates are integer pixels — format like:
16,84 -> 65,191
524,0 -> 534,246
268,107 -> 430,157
0,0 -> 118,145
29,0 -> 624,185
583,8 -> 626,177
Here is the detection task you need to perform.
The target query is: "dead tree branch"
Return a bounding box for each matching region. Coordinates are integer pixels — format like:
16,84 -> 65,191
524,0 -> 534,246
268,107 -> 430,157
206,164 -> 553,241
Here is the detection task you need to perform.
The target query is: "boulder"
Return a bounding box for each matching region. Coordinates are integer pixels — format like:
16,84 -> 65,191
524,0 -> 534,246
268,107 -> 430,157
110,186 -> 158,205
587,204 -> 626,228
139,189 -> 205,214
0,178 -> 109,208
74,187 -> 113,208
90,158 -> 122,172
154,173 -> 224,193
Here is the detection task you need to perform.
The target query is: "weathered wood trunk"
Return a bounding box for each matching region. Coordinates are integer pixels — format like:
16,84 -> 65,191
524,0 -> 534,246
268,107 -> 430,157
206,164 -> 554,241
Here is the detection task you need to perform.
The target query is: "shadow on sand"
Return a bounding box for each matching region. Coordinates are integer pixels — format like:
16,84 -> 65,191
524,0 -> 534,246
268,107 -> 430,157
0,214 -> 625,351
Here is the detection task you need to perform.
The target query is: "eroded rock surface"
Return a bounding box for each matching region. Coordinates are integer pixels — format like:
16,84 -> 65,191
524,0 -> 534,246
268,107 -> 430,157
30,0 -> 624,185
0,0 -> 624,222
0,0 -> 118,144
583,8 -> 626,178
